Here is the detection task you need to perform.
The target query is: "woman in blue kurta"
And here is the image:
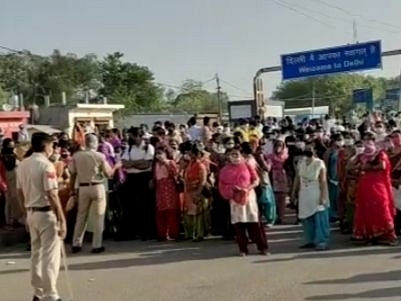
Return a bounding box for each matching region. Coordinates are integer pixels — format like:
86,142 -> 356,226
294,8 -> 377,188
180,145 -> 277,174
293,143 -> 330,251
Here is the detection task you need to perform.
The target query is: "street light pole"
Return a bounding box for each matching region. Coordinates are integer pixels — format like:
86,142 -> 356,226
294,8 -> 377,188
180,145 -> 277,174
216,73 -> 222,121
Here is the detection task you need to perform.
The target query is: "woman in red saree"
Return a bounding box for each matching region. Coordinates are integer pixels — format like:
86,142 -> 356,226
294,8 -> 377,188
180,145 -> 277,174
219,147 -> 268,256
153,147 -> 180,241
353,140 -> 397,245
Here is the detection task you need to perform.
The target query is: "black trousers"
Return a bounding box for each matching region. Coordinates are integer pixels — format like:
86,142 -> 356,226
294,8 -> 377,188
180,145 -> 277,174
0,193 -> 5,226
210,189 -> 234,239
395,209 -> 401,235
119,172 -> 156,240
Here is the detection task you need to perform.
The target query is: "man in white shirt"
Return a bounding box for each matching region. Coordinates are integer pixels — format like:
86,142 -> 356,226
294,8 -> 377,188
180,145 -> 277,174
119,127 -> 155,241
18,124 -> 30,142
187,116 -> 202,141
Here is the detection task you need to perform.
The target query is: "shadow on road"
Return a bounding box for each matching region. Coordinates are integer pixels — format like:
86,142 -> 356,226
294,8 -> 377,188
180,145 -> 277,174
253,244 -> 401,263
1,223 -> 400,275
304,269 -> 401,285
304,286 -> 401,300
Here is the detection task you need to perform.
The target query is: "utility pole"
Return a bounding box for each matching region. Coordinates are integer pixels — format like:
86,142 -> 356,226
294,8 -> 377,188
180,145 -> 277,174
216,73 -> 222,121
398,58 -> 401,112
353,20 -> 358,43
312,82 -> 316,118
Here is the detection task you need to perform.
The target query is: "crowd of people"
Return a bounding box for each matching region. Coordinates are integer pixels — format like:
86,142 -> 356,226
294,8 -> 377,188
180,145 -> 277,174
2,112 -> 401,257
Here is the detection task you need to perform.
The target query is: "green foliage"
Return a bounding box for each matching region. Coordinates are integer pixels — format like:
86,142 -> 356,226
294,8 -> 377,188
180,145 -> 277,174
170,79 -> 229,113
273,74 -> 392,114
100,52 -> 164,113
0,50 -> 162,113
0,86 -> 6,105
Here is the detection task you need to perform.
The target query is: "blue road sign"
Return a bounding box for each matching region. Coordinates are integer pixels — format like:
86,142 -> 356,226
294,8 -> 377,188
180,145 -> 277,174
281,41 -> 382,80
382,98 -> 398,111
353,88 -> 374,111
385,88 -> 400,101
353,88 -> 373,104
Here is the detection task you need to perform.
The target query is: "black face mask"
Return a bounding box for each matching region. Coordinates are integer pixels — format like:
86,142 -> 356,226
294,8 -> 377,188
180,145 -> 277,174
304,150 -> 313,157
128,138 -> 135,145
3,147 -> 14,154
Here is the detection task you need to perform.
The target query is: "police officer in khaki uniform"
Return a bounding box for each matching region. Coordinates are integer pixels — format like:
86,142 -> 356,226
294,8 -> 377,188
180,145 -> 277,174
17,132 -> 66,301
69,134 -> 119,254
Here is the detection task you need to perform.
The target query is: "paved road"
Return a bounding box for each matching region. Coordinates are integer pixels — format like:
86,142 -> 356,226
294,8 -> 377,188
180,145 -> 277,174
0,224 -> 400,301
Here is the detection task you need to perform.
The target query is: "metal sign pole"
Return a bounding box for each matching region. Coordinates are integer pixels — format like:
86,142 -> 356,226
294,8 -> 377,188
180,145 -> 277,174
254,49 -> 401,110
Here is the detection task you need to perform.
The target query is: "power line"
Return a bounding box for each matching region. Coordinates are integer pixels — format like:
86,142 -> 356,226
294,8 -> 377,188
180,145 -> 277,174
227,94 -> 254,99
219,78 -> 251,95
268,0 -> 339,29
307,0 -> 401,31
272,0 -> 401,36
276,93 -> 354,101
0,44 -> 24,54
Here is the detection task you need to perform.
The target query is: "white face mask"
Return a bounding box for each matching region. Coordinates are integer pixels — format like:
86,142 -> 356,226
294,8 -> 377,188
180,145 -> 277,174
355,146 -> 365,154
344,139 -> 354,146
376,127 -> 385,134
295,141 -> 305,149
336,140 -> 344,147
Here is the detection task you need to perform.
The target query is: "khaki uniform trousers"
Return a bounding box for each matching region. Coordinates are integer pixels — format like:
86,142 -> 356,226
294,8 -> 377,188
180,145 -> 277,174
27,211 -> 61,301
72,184 -> 106,249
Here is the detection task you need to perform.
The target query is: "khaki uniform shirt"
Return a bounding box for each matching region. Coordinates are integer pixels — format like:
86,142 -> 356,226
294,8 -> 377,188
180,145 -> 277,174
16,153 -> 58,208
69,150 -> 109,183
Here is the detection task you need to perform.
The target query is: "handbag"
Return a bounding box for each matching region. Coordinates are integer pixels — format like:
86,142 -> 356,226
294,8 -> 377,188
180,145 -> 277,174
233,188 -> 248,205
201,185 -> 212,198
66,196 -> 77,212
176,177 -> 185,193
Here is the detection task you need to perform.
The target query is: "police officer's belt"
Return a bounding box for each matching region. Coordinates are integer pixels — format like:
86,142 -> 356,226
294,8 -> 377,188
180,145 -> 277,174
79,182 -> 103,187
27,206 -> 51,212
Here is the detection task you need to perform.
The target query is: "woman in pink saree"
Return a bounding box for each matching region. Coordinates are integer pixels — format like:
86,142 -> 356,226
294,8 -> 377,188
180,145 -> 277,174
219,147 -> 268,256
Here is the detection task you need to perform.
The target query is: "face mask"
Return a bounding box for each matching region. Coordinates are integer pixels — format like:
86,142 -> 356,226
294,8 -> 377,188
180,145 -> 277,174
392,136 -> 401,147
230,157 -> 242,164
363,143 -> 377,155
385,142 -> 393,150
225,143 -> 235,150
275,146 -> 283,153
156,153 -> 166,161
304,150 -> 313,157
49,154 -> 60,162
344,139 -> 354,146
128,138 -> 135,145
3,147 -> 14,154
295,141 -> 305,149
355,147 -> 365,155
376,128 -> 385,134
183,154 -> 191,161
336,141 -> 344,147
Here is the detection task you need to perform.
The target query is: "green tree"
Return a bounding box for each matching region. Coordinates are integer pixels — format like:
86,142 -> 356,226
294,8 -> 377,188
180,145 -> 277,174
0,86 -> 6,105
0,50 -> 102,105
273,74 -> 388,114
171,79 -> 229,113
100,52 -> 163,113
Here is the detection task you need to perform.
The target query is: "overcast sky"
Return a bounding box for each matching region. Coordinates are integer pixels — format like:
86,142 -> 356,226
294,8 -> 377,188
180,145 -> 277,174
2,0 -> 401,100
